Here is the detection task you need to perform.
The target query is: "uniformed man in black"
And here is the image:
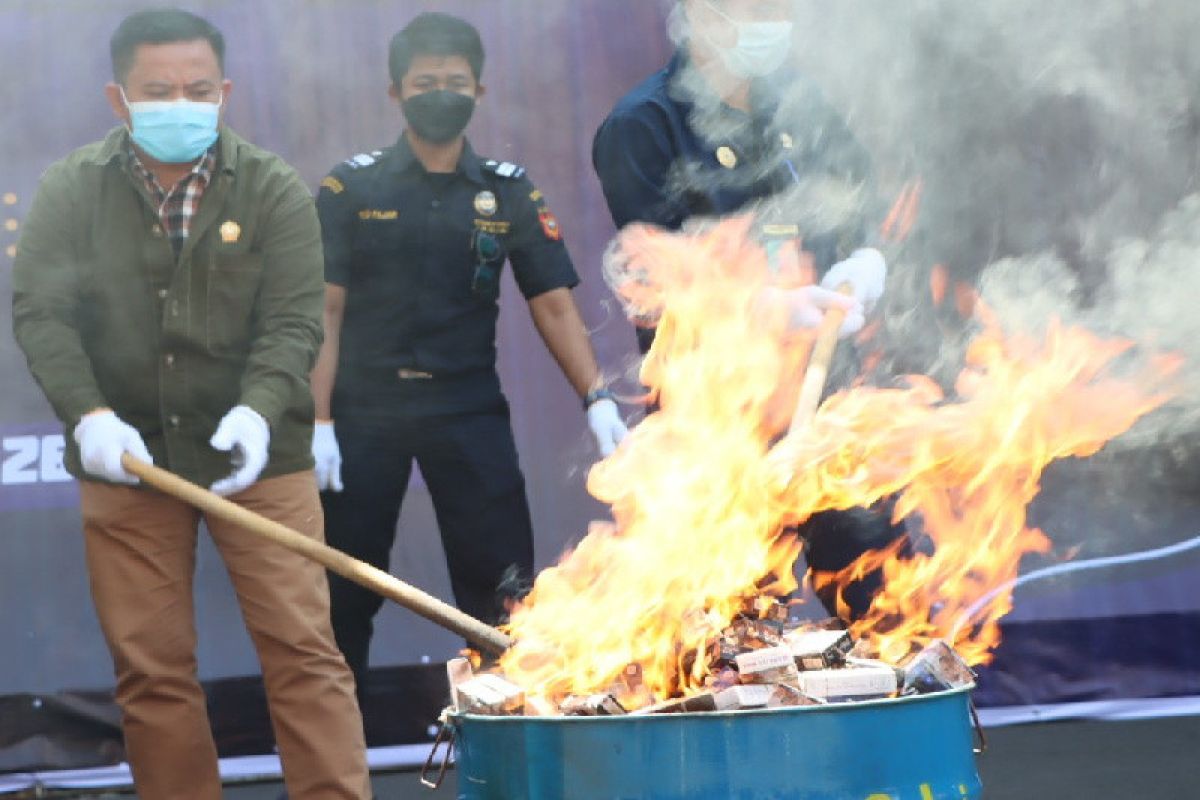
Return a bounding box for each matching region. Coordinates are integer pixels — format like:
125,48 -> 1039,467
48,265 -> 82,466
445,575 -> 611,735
594,0 -> 886,354
311,12 -> 627,703
593,0 -> 902,620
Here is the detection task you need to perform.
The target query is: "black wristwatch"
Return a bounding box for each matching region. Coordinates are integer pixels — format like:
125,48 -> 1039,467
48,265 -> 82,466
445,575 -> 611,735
583,388 -> 616,410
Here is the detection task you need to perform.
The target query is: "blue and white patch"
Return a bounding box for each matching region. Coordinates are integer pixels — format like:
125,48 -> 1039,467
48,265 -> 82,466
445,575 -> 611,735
344,153 -> 377,169
483,159 -> 526,180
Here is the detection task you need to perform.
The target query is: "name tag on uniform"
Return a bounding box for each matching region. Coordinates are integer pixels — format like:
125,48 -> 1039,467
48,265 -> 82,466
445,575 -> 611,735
474,219 -> 511,235
358,209 -> 399,220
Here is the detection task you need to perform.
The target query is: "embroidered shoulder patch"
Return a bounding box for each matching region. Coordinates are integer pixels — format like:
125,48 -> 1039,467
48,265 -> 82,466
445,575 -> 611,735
482,159 -> 527,180
538,208 -> 562,241
344,153 -> 376,169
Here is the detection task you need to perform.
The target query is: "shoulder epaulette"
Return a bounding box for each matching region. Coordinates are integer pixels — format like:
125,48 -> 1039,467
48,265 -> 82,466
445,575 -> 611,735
342,149 -> 386,170
482,159 -> 527,180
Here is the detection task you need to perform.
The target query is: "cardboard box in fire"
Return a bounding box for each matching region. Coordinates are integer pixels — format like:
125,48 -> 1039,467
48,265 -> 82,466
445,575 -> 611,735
901,640 -> 975,695
451,671 -> 526,716
714,683 -> 823,710
735,645 -> 801,686
716,617 -> 784,665
560,693 -> 627,716
796,664 -> 899,701
442,633 -> 974,718
784,628 -> 854,670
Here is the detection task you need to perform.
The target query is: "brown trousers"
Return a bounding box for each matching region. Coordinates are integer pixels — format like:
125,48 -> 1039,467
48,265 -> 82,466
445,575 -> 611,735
80,471 -> 370,800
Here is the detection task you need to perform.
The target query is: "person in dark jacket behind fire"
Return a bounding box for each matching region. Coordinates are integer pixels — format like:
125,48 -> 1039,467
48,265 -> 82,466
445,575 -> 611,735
593,0 -> 905,620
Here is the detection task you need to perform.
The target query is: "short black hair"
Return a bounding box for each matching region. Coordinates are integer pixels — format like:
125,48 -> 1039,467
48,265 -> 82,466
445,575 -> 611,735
388,12 -> 484,86
110,9 -> 225,83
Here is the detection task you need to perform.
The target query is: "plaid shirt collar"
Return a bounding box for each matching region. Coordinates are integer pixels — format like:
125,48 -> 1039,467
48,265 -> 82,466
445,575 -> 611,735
127,139 -> 218,255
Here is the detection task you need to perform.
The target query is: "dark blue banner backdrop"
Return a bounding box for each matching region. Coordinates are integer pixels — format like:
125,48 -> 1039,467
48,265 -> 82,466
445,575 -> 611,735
1,0 -> 1199,767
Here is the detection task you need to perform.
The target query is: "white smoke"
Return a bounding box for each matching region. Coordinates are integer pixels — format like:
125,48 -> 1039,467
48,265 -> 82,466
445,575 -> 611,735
654,1 -> 1200,540
769,2 -> 1200,414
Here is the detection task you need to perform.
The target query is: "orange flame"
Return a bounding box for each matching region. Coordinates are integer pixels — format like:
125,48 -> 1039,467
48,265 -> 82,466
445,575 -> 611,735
783,320 -> 1179,665
930,264 -> 949,306
497,217 -> 1177,710
500,217 -> 809,705
881,179 -> 923,244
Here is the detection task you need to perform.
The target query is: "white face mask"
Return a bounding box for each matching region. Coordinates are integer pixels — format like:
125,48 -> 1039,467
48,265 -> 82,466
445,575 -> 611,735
703,2 -> 794,78
120,86 -> 222,163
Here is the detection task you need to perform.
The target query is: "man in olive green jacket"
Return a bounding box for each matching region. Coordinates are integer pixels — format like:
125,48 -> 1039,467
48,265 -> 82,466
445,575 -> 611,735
11,10 -> 369,800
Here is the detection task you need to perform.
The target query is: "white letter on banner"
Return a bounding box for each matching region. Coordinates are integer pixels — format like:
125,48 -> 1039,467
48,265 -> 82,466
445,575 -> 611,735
1,436 -> 40,485
40,435 -> 71,482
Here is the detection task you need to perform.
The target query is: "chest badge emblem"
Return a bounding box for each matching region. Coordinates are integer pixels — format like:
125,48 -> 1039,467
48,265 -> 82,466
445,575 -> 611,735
219,220 -> 241,243
779,132 -> 795,150
474,191 -> 498,217
716,146 -> 738,169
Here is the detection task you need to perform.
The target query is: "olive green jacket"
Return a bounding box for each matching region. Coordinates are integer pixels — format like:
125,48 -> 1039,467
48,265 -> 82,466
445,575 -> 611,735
12,126 -> 323,486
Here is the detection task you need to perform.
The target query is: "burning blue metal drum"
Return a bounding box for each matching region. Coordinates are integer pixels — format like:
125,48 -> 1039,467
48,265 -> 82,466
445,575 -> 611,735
448,685 -> 981,799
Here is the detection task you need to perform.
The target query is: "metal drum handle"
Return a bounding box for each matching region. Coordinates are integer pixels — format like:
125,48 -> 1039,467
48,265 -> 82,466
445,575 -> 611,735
420,716 -> 456,790
969,699 -> 988,754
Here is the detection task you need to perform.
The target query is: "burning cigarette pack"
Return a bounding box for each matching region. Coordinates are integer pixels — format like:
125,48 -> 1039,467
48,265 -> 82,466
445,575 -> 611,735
454,673 -> 526,716
735,646 -> 800,686
848,638 -> 879,661
714,638 -> 741,668
704,667 -> 741,693
633,693 -> 718,715
784,629 -> 854,670
767,683 -> 824,708
714,684 -> 772,711
610,663 -> 655,710
560,693 -> 627,716
751,598 -> 798,637
808,617 -> 849,632
796,665 -> 898,701
726,616 -> 784,650
755,597 -> 790,623
901,640 -> 975,696
446,657 -> 475,711
442,627 -> 973,719
713,683 -> 822,711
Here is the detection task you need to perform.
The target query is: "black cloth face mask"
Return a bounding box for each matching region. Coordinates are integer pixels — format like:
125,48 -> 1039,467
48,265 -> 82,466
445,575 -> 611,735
402,90 -> 476,144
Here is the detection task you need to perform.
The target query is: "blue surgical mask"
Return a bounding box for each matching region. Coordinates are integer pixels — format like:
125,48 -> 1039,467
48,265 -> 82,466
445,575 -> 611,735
704,2 -> 794,79
121,87 -> 222,163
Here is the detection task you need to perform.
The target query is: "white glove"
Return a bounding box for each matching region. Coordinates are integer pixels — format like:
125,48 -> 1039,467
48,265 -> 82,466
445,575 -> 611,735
587,398 -> 629,457
209,405 -> 270,496
759,285 -> 865,339
73,410 -> 153,484
821,248 -> 887,313
312,420 -> 343,492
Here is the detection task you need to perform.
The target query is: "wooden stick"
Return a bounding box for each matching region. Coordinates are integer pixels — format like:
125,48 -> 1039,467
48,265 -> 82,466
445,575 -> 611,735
787,283 -> 854,434
121,454 -> 513,656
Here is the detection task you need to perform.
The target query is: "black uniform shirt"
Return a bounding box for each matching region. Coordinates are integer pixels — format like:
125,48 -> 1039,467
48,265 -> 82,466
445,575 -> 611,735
592,50 -> 874,268
317,135 -> 578,414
